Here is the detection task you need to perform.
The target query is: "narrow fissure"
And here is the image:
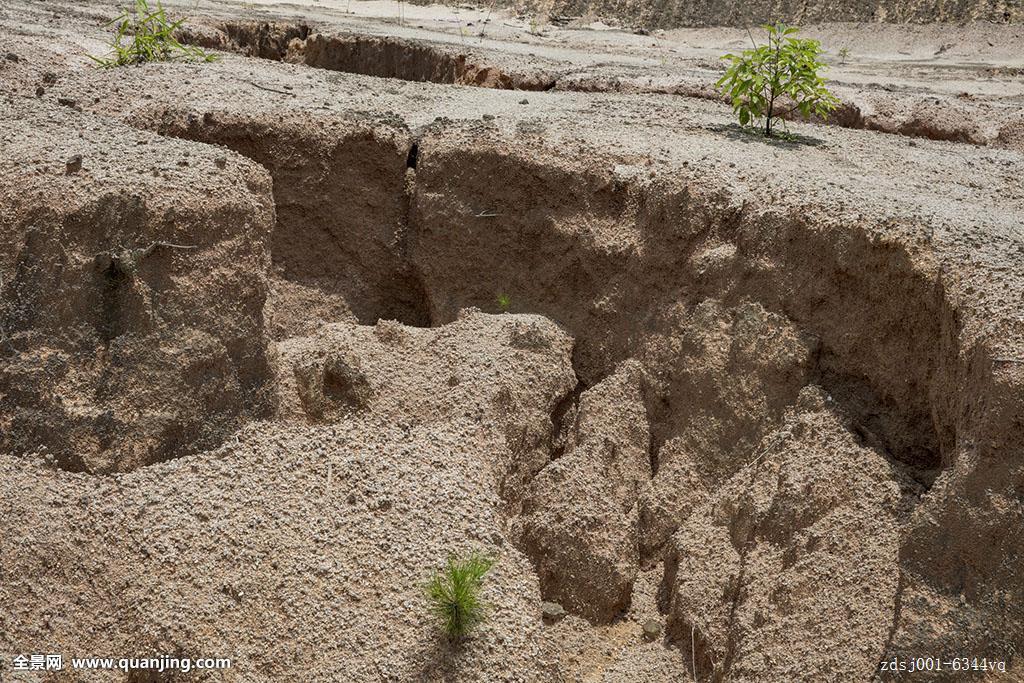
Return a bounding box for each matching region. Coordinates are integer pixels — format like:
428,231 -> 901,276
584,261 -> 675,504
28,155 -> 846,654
182,21 -> 557,90
547,377 -> 584,462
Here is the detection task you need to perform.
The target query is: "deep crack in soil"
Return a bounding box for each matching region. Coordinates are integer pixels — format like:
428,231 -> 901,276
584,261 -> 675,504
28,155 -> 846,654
182,20 -> 559,90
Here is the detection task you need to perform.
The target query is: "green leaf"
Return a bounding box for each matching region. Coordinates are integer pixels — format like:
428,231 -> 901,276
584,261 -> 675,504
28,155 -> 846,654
714,22 -> 836,138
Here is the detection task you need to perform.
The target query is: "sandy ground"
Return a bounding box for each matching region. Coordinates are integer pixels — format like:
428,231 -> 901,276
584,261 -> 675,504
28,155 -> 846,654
173,0 -> 1024,89
147,0 -> 1024,147
1,0 -> 1022,680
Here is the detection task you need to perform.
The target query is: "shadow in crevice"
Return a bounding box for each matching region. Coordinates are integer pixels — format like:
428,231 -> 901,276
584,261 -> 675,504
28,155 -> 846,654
820,368 -> 942,486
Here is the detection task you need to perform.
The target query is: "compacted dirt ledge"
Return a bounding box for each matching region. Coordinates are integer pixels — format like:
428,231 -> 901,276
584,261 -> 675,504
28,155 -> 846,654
166,14 -> 1024,151
1,3 -> 1023,682
9,1 -> 1024,149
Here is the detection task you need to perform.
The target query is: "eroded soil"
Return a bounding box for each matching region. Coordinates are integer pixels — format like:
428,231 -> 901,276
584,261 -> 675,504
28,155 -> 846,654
1,0 -> 1022,681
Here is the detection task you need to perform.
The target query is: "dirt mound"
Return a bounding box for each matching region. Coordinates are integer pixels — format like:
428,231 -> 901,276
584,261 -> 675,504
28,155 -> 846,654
0,301 -> 577,679
0,416 -> 563,681
275,311 -> 577,505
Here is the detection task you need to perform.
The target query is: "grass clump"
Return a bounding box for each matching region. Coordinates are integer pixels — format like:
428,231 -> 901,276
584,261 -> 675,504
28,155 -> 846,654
716,22 -> 838,138
425,553 -> 494,640
90,0 -> 216,68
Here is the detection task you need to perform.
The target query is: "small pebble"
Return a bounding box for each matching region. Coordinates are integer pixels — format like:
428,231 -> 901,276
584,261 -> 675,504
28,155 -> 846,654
642,619 -> 662,642
541,601 -> 565,624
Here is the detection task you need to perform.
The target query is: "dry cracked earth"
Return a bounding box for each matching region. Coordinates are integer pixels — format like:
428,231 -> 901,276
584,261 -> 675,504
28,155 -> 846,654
0,0 -> 1023,681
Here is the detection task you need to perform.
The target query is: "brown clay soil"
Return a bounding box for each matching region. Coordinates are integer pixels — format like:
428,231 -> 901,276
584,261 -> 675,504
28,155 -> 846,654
0,0 -> 1023,681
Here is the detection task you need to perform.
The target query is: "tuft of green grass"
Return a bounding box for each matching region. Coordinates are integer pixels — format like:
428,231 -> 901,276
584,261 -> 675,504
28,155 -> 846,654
90,0 -> 216,68
425,553 -> 494,639
496,294 -> 511,312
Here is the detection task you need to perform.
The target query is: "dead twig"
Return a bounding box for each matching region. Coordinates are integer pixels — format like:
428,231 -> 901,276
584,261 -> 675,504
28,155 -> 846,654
249,81 -> 293,96
744,420 -> 794,471
691,625 -> 697,682
994,357 -> 1024,364
475,210 -> 501,218
745,23 -> 757,49
478,0 -> 498,39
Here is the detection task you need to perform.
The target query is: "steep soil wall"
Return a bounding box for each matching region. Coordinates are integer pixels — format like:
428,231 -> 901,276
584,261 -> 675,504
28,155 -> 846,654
146,110 -> 430,331
410,134 -> 955,474
0,99 -> 276,474
182,21 -> 558,90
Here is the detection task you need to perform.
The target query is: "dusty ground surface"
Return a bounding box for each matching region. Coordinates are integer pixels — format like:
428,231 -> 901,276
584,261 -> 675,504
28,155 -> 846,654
155,0 -> 1024,149
0,0 -> 1022,681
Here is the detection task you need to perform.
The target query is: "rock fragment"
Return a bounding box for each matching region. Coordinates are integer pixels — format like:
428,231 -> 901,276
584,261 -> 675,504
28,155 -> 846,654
65,153 -> 82,174
542,602 -> 566,624
642,619 -> 662,642
513,360 -> 651,623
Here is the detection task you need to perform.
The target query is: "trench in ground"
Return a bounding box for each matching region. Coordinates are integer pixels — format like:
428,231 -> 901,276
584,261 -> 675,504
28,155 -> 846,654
156,108 -> 958,486
10,37 -> 977,650
4,82 -> 982,678
181,20 -> 557,90
143,102 -> 972,631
